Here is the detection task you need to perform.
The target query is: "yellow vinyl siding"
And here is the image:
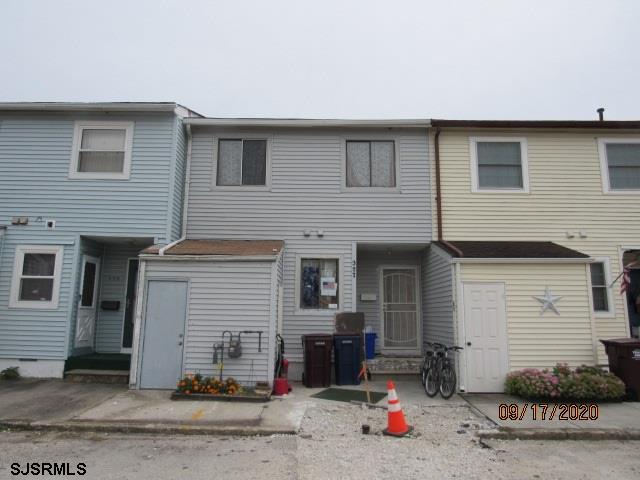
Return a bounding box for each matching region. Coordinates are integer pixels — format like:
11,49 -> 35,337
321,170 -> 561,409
439,130 -> 636,363
461,263 -> 594,370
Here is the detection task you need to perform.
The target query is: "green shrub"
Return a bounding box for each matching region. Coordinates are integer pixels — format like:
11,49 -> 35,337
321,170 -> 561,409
505,363 -> 625,401
0,366 -> 20,380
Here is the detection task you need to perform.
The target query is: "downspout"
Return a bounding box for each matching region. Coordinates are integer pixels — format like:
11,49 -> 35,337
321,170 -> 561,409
0,226 -> 6,272
433,127 -> 464,258
160,123 -> 193,256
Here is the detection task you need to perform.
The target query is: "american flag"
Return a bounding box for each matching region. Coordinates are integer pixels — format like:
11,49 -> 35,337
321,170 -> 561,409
620,267 -> 631,295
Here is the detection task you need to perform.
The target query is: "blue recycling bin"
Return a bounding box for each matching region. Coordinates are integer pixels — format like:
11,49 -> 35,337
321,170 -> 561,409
333,334 -> 362,385
365,332 -> 377,360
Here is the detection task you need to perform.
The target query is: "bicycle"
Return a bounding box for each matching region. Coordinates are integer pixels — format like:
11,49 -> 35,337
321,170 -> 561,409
420,342 -> 443,386
425,344 -> 463,399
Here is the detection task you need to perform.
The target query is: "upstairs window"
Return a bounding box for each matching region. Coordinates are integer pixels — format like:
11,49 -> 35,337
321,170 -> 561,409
70,122 -> 133,179
346,140 -> 396,187
217,139 -> 267,186
10,245 -> 64,309
600,140 -> 640,192
470,137 -> 529,192
590,261 -> 611,314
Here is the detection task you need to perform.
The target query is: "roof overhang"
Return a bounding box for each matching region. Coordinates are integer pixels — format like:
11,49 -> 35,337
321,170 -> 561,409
451,257 -> 593,264
0,102 -> 200,116
185,118 -> 431,128
430,119 -> 640,130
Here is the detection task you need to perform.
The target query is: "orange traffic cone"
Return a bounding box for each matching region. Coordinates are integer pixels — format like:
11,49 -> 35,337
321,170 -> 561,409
383,380 -> 413,437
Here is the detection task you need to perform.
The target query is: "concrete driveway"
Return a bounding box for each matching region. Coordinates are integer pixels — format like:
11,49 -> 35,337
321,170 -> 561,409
0,379 -> 125,422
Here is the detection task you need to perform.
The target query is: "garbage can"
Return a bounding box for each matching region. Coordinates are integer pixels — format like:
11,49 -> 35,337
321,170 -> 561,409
333,334 -> 362,385
600,338 -> 640,399
302,334 -> 333,388
365,332 -> 377,360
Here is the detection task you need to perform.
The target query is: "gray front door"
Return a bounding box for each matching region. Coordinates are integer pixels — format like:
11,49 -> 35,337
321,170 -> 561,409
140,280 -> 188,389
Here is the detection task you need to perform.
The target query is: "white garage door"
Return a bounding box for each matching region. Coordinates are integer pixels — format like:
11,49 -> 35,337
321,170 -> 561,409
463,282 -> 509,393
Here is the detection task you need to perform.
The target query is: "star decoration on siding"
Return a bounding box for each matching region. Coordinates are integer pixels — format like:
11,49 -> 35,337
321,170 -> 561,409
533,287 -> 563,315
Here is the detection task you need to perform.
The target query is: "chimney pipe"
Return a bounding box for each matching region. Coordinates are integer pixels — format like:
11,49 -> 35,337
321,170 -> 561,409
597,108 -> 605,121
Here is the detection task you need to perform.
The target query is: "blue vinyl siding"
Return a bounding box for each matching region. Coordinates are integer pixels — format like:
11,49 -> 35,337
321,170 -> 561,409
0,112 -> 186,361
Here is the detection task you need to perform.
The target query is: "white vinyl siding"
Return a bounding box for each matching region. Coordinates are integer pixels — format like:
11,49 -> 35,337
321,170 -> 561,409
9,245 -> 64,309
470,137 -> 529,192
598,138 -> 640,193
69,122 -> 134,180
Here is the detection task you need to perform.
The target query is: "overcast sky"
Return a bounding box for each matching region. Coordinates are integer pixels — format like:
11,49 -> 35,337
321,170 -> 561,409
1,0 -> 638,119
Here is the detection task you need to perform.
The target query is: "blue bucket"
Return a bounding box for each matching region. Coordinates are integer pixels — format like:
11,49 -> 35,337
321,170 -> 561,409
365,332 -> 377,360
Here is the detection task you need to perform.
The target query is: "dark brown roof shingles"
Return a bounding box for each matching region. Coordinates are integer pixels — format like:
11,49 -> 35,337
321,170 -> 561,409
436,240 -> 588,259
140,239 -> 284,256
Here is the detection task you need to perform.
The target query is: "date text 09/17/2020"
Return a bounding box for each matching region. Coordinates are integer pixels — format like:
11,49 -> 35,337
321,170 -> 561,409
498,403 -> 599,421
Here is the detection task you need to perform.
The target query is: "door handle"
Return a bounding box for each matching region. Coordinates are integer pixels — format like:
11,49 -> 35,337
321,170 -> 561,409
466,342 -> 472,346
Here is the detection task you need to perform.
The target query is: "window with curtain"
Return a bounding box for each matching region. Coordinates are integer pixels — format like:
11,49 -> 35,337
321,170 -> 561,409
217,139 -> 267,186
10,245 -> 63,309
590,262 -> 610,312
475,141 -> 524,189
346,140 -> 395,187
300,258 -> 339,309
605,143 -> 640,190
78,128 -> 127,173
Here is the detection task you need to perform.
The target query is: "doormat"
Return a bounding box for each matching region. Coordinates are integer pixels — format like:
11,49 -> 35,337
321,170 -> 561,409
310,388 -> 387,404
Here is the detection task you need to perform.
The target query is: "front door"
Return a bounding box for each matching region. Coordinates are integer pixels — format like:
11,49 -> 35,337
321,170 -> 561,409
121,258 -> 139,353
463,282 -> 509,392
140,280 -> 188,389
75,255 -> 101,349
381,267 -> 420,354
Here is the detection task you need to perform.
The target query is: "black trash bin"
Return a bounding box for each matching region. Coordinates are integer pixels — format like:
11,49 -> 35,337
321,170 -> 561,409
600,338 -> 640,399
333,333 -> 362,385
302,334 -> 333,388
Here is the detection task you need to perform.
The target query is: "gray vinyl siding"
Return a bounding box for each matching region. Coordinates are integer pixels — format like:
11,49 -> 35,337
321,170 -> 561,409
186,127 -> 431,364
94,244 -> 141,353
144,259 -> 276,385
168,118 -> 188,241
356,250 -> 422,353
422,244 -> 455,347
0,112 -> 184,362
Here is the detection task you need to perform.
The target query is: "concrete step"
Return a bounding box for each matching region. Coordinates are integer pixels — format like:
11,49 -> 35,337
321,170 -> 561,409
65,369 -> 129,384
366,356 -> 423,375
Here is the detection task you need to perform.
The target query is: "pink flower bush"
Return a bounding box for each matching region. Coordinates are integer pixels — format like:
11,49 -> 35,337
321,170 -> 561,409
505,363 -> 625,401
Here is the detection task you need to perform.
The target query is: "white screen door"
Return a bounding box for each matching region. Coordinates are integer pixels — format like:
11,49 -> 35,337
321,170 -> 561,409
75,255 -> 101,349
463,282 -> 509,392
381,267 -> 420,353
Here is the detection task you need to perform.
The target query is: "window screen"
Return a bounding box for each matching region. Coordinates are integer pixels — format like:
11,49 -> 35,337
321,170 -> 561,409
606,143 -> 640,190
217,139 -> 267,186
476,141 -> 523,189
590,262 -> 609,312
300,258 -> 339,309
78,129 -> 126,173
346,141 -> 395,187
19,253 -> 56,302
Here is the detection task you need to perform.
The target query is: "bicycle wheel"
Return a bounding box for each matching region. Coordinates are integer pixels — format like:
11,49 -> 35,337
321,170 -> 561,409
439,365 -> 457,399
425,367 -> 439,397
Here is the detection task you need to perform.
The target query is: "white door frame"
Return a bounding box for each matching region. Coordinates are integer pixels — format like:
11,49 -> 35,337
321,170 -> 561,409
75,254 -> 101,349
460,281 -> 510,393
378,264 -> 421,354
119,257 -> 139,354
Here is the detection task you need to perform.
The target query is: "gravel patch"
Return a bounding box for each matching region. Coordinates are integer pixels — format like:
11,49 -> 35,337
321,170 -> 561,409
297,401 -> 501,479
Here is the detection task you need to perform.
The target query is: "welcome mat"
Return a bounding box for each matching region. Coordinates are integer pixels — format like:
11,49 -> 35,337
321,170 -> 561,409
310,388 -> 387,404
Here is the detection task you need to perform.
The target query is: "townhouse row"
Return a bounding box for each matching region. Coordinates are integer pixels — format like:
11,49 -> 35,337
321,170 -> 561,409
1,103 -> 638,392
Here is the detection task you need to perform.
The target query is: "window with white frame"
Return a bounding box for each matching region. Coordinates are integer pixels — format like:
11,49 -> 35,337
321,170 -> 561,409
70,122 -> 133,179
217,139 -> 267,186
299,258 -> 339,309
346,140 -> 396,187
10,245 -> 64,309
470,138 -> 528,192
599,140 -> 640,191
590,261 -> 611,313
